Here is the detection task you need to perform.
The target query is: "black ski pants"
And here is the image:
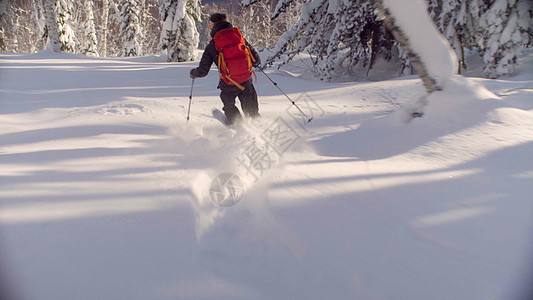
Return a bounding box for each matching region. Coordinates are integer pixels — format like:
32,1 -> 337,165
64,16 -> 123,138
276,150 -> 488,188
219,78 -> 259,124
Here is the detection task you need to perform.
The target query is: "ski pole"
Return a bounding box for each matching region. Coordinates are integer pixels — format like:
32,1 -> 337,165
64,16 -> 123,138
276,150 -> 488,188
256,66 -> 313,123
186,78 -> 195,125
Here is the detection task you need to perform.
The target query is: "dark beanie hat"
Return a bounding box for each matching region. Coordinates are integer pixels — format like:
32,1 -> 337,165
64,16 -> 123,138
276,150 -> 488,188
210,13 -> 226,23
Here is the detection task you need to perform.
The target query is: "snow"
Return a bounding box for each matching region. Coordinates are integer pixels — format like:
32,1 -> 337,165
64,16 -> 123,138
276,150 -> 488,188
1,49 -> 533,299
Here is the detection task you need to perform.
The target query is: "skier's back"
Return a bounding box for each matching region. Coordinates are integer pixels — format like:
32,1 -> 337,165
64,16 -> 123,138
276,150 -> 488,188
190,13 -> 261,126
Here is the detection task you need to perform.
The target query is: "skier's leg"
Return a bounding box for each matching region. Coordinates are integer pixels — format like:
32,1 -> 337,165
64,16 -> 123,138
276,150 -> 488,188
219,82 -> 243,124
238,79 -> 260,119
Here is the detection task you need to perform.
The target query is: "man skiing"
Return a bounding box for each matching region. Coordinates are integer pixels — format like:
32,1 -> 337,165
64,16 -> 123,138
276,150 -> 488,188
190,13 -> 261,126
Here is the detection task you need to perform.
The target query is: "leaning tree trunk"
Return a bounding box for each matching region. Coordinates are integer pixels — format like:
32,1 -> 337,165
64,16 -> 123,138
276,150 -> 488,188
371,0 -> 458,119
372,0 -> 441,94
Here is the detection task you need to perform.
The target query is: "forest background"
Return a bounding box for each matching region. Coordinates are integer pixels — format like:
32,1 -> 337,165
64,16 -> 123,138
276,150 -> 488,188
0,0 -> 531,80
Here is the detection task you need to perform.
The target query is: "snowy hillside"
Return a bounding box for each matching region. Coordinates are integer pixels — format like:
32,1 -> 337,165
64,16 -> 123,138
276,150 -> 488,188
1,50 -> 532,299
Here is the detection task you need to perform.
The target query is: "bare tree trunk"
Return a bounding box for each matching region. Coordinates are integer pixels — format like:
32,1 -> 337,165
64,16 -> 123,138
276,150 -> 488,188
101,0 -> 109,57
43,0 -> 60,52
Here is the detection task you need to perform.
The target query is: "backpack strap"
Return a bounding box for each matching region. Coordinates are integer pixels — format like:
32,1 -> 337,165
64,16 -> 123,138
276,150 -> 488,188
245,45 -> 257,83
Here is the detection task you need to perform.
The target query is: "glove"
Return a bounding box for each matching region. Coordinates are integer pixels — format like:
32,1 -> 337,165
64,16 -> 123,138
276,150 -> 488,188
189,69 -> 196,79
252,61 -> 261,68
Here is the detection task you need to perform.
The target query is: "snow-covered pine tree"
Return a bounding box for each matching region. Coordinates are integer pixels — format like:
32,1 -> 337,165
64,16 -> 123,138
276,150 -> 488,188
452,0 -> 486,70
0,28 -> 4,52
261,0 -> 395,81
0,1 -> 19,52
56,0 -> 76,52
263,0 -> 329,73
119,0 -> 143,57
480,0 -> 532,78
43,0 -> 61,52
82,0 -> 99,57
105,1 -> 123,57
159,0 -> 173,54
158,0 -> 200,62
30,0 -> 47,52
0,1 -> 6,52
426,0 -> 441,20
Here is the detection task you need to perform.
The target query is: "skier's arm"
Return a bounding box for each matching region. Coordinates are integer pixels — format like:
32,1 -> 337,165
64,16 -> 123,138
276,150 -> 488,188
190,44 -> 215,78
246,42 -> 261,67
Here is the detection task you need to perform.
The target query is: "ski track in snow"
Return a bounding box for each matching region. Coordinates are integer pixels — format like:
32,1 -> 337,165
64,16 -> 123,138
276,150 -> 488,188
0,51 -> 532,299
